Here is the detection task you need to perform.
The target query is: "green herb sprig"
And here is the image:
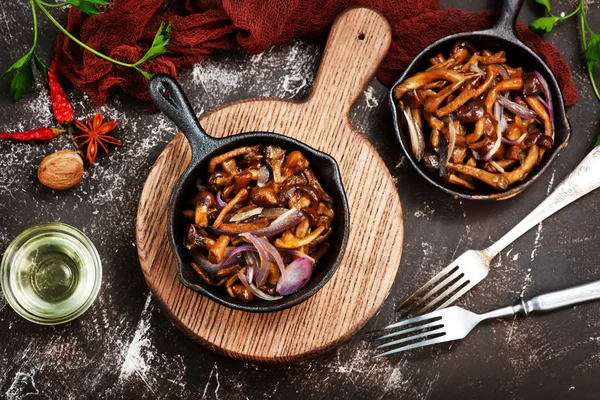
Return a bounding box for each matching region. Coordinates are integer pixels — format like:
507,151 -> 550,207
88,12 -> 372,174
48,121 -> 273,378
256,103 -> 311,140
4,0 -> 171,101
531,0 -> 600,145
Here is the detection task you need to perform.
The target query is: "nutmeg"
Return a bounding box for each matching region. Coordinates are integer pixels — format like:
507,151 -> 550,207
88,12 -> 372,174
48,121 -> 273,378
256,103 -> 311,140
38,150 -> 84,190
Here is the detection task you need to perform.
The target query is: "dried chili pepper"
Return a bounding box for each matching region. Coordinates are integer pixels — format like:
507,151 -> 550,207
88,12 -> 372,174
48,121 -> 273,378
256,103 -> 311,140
0,128 -> 63,141
48,60 -> 74,125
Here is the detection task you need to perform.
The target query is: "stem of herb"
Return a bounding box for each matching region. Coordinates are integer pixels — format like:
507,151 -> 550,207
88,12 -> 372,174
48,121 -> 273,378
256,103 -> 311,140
38,0 -> 69,7
35,1 -> 135,68
30,0 -> 39,53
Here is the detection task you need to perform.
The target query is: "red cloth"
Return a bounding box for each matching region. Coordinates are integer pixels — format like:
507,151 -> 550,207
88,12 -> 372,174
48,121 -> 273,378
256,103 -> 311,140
55,0 -> 578,106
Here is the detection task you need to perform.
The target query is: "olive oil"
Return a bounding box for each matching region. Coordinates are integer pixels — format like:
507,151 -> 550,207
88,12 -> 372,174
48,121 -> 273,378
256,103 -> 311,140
1,223 -> 101,324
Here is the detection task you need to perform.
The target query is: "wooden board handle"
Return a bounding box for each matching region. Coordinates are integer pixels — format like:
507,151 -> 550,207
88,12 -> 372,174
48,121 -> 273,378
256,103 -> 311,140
306,8 -> 391,120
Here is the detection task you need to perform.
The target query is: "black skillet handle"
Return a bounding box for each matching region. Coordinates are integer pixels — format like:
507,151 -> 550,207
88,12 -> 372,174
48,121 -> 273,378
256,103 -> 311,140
149,74 -> 219,162
490,0 -> 525,41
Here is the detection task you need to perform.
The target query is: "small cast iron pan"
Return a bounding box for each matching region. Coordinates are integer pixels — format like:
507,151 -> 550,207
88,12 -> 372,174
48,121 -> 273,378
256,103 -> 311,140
149,74 -> 349,313
389,0 -> 571,201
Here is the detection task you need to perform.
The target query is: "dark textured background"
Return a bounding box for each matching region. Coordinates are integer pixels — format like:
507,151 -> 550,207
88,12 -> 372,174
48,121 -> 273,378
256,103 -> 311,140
1,1 -> 600,399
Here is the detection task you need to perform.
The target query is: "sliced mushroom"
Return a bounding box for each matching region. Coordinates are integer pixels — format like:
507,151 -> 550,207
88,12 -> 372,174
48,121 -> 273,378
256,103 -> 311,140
208,235 -> 230,264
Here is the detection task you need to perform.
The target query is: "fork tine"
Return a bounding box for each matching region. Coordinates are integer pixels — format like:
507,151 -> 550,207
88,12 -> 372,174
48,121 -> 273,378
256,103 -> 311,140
432,280 -> 481,311
377,309 -> 445,333
376,328 -> 445,349
400,267 -> 465,314
419,275 -> 470,314
395,262 -> 460,311
375,319 -> 444,341
373,334 -> 452,358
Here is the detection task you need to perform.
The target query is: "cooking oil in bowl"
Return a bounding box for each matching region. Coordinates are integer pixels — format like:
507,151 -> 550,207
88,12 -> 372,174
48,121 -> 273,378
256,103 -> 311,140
1,223 -> 101,325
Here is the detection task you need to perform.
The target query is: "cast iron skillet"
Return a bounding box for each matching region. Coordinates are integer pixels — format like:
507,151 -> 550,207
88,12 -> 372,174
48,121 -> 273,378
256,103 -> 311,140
389,0 -> 572,201
148,74 -> 350,313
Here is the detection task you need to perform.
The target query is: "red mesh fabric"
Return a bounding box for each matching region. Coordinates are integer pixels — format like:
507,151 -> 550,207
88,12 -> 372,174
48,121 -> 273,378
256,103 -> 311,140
55,0 -> 577,106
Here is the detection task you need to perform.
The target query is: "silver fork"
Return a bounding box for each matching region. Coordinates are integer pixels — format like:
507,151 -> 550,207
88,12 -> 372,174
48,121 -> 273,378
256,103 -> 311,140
398,146 -> 600,315
376,279 -> 600,357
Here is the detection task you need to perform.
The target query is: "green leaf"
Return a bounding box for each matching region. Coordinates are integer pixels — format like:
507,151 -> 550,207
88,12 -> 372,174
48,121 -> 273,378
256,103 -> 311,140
583,33 -> 600,71
135,22 -> 172,66
134,66 -> 154,80
33,53 -> 49,82
530,16 -> 561,32
67,0 -> 109,15
596,135 -> 600,146
4,52 -> 33,76
5,53 -> 34,101
535,0 -> 552,13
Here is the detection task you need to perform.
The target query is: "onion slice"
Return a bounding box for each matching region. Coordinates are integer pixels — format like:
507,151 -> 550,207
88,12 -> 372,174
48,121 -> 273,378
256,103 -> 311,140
447,119 -> 457,164
484,102 -> 504,161
260,207 -> 290,219
400,102 -> 425,161
258,237 -> 286,275
229,207 -> 264,222
276,257 -> 313,296
208,208 -> 304,237
501,133 -> 527,146
192,244 -> 254,277
277,248 -> 316,263
497,95 -> 536,120
256,165 -> 270,187
536,95 -> 554,123
239,233 -> 271,287
534,71 -> 553,122
238,272 -> 283,301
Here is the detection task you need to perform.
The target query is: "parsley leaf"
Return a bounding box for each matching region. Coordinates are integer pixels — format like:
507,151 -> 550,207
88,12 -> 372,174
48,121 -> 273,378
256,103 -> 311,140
67,0 -> 109,16
530,16 -> 561,33
135,23 -> 172,66
4,52 -> 34,101
583,33 -> 600,71
535,0 -> 552,13
33,53 -> 49,82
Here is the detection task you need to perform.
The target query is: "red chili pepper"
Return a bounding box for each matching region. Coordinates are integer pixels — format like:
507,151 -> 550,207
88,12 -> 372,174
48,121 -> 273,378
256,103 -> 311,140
49,59 -> 74,125
0,128 -> 64,141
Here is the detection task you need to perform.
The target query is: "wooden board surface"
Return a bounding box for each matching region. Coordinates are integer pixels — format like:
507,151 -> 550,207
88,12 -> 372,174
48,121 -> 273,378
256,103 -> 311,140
136,7 -> 403,362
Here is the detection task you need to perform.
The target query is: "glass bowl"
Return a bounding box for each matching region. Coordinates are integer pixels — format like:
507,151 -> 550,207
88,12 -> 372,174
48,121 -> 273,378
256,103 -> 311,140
1,223 -> 102,325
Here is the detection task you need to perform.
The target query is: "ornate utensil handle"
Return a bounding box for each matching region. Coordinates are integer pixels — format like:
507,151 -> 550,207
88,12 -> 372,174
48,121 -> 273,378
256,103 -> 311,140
523,280 -> 600,313
483,146 -> 600,260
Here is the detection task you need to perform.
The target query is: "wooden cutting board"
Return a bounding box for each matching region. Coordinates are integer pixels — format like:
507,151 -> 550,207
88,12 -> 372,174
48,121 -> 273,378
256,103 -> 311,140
136,7 -> 403,362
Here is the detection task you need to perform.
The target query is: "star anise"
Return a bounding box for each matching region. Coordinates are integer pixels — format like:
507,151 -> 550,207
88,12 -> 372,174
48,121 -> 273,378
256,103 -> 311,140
74,112 -> 121,164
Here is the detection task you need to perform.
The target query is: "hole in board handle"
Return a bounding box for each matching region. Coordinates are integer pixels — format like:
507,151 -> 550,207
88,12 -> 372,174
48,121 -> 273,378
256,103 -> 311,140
358,33 -> 365,40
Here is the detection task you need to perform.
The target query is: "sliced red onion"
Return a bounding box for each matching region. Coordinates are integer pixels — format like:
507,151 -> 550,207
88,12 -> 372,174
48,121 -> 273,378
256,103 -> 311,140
497,95 -> 536,120
208,208 -> 304,237
258,237 -> 286,275
276,257 -> 313,296
401,102 -> 425,161
246,264 -> 255,285
489,160 -> 505,173
229,207 -> 263,223
260,207 -> 290,219
216,191 -> 244,213
447,120 -> 457,164
484,103 -> 505,161
238,272 -> 283,301
244,251 -> 258,284
256,165 -> 270,187
497,64 -> 510,80
534,71 -> 553,121
216,191 -> 227,210
536,95 -> 554,124
470,63 -> 484,74
501,133 -> 527,146
277,248 -> 315,263
192,244 -> 254,277
239,233 -> 271,287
